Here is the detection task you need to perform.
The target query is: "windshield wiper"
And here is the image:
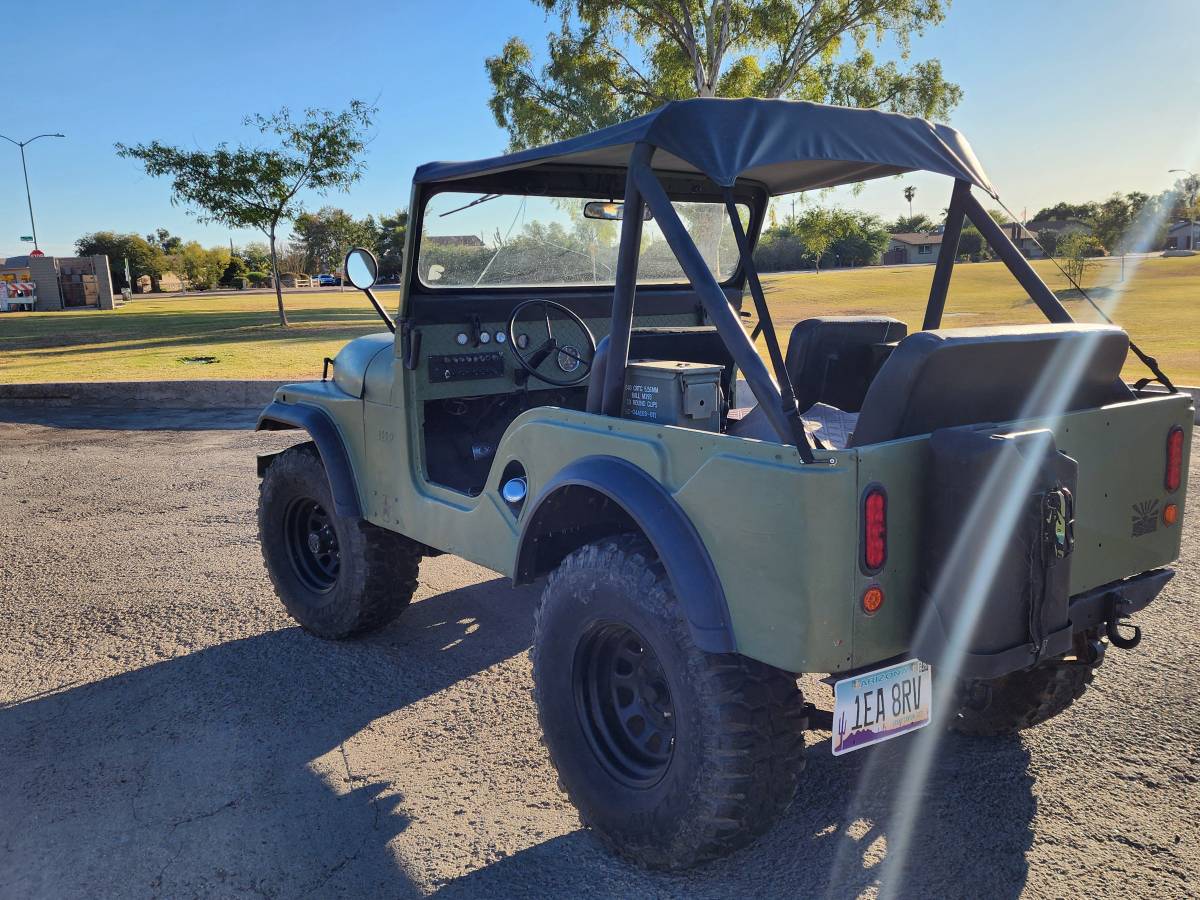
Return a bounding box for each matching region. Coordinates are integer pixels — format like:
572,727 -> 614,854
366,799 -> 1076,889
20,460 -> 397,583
439,193 -> 501,217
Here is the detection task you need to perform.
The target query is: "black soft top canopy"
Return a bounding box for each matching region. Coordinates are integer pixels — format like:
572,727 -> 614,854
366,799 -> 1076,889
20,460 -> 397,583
414,97 -> 995,198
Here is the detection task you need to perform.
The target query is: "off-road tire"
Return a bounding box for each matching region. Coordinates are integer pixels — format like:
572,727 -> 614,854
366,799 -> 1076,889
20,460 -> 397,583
531,535 -> 807,870
258,442 -> 421,639
951,659 -> 1096,736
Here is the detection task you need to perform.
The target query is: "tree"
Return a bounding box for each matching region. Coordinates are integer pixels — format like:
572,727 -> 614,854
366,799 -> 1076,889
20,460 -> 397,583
1168,173 -> 1199,222
487,1 -> 962,149
1088,191 -> 1158,254
145,227 -> 183,253
903,184 -> 916,218
375,209 -> 409,276
75,231 -> 165,290
221,254 -> 248,286
291,206 -> 378,274
240,242 -> 272,272
1056,231 -> 1105,288
888,213 -> 933,233
1032,201 -> 1097,223
791,206 -> 839,272
117,100 -> 376,326
174,242 -> 230,290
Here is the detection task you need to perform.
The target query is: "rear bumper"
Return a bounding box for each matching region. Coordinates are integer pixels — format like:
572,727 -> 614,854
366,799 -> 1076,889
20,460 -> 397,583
930,568 -> 1174,682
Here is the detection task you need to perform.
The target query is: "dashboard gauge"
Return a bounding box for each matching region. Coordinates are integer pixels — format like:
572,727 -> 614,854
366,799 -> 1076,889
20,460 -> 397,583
516,333 -> 530,349
495,330 -> 507,344
455,332 -> 469,346
479,331 -> 491,344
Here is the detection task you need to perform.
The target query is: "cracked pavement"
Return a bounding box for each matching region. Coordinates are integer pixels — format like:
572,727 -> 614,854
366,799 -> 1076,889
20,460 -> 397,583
0,407 -> 1196,898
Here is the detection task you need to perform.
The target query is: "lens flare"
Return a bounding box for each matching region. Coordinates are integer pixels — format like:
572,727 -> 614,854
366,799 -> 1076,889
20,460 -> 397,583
823,185 -> 1183,899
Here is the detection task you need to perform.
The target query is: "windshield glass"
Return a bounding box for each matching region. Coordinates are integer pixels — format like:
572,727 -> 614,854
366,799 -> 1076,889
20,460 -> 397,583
418,192 -> 748,289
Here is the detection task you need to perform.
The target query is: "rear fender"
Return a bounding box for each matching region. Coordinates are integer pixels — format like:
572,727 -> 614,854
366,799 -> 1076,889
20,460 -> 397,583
256,401 -> 362,518
515,455 -> 734,653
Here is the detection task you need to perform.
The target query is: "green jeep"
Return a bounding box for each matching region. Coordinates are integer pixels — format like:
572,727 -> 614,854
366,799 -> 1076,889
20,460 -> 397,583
256,98 -> 1192,869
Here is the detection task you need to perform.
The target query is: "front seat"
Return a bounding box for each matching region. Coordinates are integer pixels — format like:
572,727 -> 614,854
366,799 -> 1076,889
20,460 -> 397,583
781,316 -> 908,413
728,316 -> 906,442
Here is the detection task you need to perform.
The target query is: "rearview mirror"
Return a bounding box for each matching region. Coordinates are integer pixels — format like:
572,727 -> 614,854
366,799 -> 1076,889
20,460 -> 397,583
344,247 -> 378,290
583,200 -> 653,221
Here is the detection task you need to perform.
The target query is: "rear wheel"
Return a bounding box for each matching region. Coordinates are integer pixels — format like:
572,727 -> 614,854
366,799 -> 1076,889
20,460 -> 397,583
532,535 -> 808,869
258,442 -> 421,639
950,638 -> 1100,736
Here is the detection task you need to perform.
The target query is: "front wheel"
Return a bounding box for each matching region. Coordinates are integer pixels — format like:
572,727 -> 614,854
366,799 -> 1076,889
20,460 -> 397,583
532,535 -> 808,869
258,442 -> 422,639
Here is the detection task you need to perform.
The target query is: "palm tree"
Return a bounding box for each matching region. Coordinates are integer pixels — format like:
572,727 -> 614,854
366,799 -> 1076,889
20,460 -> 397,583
904,185 -> 917,218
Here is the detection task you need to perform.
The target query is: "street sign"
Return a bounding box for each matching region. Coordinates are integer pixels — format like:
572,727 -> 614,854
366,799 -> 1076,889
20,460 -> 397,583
29,249 -> 44,257
19,235 -> 33,242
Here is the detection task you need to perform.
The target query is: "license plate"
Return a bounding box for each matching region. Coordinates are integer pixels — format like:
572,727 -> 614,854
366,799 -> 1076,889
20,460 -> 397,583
832,659 -> 932,756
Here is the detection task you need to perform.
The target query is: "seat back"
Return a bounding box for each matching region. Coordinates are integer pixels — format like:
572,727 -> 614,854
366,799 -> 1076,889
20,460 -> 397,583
586,326 -> 734,413
783,317 -> 907,413
850,324 -> 1135,446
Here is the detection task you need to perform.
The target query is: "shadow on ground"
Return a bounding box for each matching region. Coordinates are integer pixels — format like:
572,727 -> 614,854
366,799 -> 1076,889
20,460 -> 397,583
435,727 -> 1036,899
0,406 -> 260,431
3,570 -> 1036,899
0,578 -> 539,898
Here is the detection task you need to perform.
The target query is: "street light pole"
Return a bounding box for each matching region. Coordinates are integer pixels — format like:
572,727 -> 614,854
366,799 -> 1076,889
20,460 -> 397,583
0,132 -> 65,252
1169,168 -> 1198,252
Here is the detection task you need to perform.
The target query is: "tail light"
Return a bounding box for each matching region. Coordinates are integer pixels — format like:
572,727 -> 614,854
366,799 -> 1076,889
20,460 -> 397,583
862,485 -> 887,573
1166,426 -> 1183,492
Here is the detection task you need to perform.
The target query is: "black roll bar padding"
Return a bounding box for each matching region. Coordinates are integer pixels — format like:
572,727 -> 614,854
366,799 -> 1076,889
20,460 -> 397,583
923,178 -> 971,330
960,189 -> 1074,324
630,161 -> 805,458
600,142 -> 652,417
722,189 -> 816,462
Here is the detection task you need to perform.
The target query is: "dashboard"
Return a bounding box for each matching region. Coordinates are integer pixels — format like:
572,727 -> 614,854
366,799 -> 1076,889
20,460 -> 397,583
414,315 -> 695,398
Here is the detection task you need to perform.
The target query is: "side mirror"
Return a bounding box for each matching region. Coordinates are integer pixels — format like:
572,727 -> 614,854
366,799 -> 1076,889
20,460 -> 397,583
344,247 -> 378,290
582,200 -> 653,221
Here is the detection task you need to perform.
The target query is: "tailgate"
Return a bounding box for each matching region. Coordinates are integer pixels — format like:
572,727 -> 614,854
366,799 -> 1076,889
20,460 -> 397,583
1028,393 -> 1192,594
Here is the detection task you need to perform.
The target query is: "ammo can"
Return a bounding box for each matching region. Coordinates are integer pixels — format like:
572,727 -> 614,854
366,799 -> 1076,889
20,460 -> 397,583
621,360 -> 723,433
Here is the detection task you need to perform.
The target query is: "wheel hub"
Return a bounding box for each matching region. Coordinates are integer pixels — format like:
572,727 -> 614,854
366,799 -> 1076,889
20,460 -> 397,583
283,497 -> 340,593
573,621 -> 676,788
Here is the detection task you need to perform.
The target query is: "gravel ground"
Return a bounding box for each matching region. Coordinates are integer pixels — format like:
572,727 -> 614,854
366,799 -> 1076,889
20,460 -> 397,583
0,408 -> 1196,899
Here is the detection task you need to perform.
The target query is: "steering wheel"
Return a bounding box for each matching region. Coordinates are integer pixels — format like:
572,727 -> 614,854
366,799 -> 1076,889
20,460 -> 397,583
507,299 -> 597,387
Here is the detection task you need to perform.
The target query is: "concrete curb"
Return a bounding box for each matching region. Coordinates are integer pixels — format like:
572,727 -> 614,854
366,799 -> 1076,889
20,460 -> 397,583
0,380 -> 289,409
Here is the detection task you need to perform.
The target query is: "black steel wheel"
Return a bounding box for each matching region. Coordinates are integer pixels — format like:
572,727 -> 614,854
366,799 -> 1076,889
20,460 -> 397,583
574,622 -> 675,788
532,535 -> 808,869
283,497 -> 341,593
259,442 -> 422,639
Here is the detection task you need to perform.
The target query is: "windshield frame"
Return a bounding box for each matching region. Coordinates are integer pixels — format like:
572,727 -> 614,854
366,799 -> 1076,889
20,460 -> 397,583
407,166 -> 766,298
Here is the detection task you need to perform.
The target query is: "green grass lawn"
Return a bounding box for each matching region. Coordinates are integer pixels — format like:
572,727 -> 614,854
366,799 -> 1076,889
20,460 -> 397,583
1,255 -> 1197,384
0,292 -> 383,383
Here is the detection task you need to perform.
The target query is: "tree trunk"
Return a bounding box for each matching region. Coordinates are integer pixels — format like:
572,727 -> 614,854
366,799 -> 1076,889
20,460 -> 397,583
268,229 -> 288,327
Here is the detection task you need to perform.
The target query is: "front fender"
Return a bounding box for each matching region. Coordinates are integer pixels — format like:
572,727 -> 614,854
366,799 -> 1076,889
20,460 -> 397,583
515,455 -> 734,653
257,401 -> 362,518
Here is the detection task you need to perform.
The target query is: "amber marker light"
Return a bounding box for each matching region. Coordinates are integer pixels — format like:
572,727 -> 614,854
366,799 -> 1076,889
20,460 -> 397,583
862,585 -> 885,615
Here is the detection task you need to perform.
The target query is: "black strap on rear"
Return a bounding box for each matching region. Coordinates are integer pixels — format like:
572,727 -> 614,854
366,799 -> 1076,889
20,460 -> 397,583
723,189 -> 816,462
993,198 -> 1177,394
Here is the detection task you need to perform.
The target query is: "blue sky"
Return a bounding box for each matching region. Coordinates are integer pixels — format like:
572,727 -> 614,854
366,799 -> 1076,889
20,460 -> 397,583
2,0 -> 1197,260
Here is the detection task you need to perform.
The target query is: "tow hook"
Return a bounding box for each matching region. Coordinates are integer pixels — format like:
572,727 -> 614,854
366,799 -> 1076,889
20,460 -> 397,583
1104,593 -> 1143,650
1106,618 -> 1142,650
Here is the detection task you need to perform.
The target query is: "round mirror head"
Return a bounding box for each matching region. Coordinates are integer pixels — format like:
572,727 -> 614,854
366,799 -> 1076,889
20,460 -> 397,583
344,247 -> 378,290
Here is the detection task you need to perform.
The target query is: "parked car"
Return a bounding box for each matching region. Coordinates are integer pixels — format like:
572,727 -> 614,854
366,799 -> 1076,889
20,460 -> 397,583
316,273 -> 342,286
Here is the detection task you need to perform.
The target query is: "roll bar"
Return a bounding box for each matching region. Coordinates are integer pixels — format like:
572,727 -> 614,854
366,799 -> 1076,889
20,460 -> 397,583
599,160 -> 1079,463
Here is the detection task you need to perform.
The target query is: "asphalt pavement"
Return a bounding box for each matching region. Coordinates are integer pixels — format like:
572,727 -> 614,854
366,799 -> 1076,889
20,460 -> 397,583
0,407 -> 1196,898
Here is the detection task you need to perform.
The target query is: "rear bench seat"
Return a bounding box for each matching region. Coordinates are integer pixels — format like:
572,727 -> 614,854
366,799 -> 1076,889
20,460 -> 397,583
849,324 -> 1133,446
